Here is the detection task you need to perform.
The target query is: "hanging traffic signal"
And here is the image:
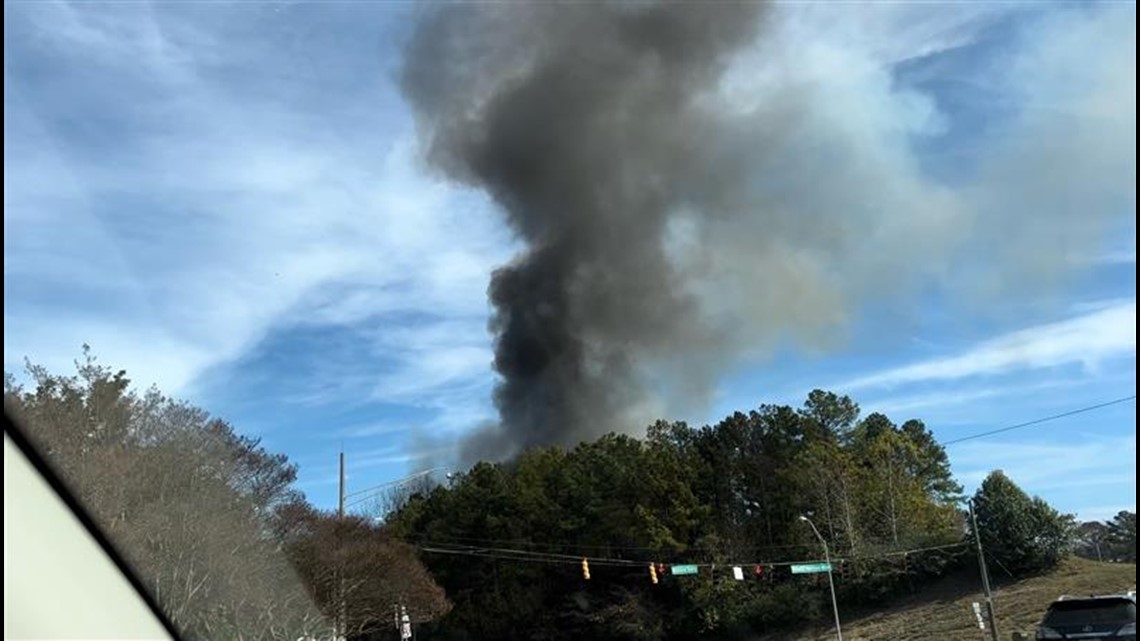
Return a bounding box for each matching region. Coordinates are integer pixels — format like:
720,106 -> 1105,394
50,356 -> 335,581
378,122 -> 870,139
581,558 -> 590,580
753,564 -> 764,577
649,563 -> 658,584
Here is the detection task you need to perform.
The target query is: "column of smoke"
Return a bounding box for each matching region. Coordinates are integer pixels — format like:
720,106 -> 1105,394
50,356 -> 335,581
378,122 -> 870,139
400,2 -> 1135,464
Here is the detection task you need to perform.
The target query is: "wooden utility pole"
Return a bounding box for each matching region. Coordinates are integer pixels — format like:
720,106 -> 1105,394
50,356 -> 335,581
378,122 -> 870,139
338,452 -> 346,640
969,499 -> 1000,641
339,452 -> 345,518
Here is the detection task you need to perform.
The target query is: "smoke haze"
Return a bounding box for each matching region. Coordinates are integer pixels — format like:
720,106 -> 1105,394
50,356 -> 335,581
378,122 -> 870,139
400,2 -> 1136,462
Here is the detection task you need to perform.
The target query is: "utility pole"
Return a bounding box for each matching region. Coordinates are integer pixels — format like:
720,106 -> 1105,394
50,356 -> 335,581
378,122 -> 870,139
339,451 -> 346,519
969,499 -> 1000,641
800,515 -> 842,641
338,451 -> 346,641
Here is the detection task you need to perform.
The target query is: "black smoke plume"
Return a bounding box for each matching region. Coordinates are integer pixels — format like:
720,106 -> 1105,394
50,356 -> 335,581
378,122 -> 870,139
400,2 -> 1134,463
403,3 -> 767,461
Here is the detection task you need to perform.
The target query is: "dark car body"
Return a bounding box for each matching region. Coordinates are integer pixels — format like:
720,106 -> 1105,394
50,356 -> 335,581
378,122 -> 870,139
1036,593 -> 1137,640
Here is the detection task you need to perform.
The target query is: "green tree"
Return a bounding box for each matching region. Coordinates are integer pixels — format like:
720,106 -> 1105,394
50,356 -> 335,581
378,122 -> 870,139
1074,521 -> 1112,561
971,471 -> 1074,576
897,419 -> 963,504
1105,511 -> 1136,563
391,390 -> 975,640
849,416 -> 961,549
800,390 -> 860,442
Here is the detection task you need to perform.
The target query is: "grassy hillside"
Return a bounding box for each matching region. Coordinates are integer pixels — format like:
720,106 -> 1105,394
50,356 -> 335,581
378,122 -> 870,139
759,557 -> 1136,641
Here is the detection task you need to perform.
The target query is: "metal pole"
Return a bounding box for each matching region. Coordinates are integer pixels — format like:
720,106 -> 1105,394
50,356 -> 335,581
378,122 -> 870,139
969,499 -> 1000,641
802,516 -> 843,641
823,540 -> 843,641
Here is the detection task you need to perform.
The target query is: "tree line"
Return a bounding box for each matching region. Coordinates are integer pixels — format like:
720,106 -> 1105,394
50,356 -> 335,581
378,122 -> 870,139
1074,511 -> 1137,564
386,392 -> 1084,640
4,349 -> 449,640
5,351 -> 1095,640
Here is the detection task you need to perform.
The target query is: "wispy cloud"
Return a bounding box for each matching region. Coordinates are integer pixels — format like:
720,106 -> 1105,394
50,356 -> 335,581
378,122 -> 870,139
5,1 -> 1135,522
951,433 -> 1136,492
1075,505 -> 1138,523
842,300 -> 1135,391
1096,249 -> 1137,265
860,379 -> 1084,418
771,2 -> 1017,67
4,3 -> 513,398
334,422 -> 418,440
337,443 -> 456,470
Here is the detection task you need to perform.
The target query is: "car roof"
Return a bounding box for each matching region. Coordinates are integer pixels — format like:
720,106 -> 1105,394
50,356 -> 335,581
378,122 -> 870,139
1053,593 -> 1136,604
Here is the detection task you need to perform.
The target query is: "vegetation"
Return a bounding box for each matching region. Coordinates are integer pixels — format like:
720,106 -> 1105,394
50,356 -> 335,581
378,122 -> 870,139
759,556 -> 1136,641
386,393 -> 994,640
1074,510 -> 1137,563
6,351 -> 1091,640
4,349 -> 448,641
971,470 -> 1076,576
1106,511 -> 1137,563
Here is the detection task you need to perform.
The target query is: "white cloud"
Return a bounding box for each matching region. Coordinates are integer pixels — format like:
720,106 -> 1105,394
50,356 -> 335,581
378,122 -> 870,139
1096,249 -> 1137,265
334,421 -> 418,440
1076,505 -> 1138,523
4,3 -> 514,402
860,379 -> 1084,418
843,300 -> 1136,391
5,0 -> 1135,489
951,433 -> 1136,492
336,443 -> 455,471
770,2 -> 1014,67
3,314 -> 211,393
951,431 -> 1136,524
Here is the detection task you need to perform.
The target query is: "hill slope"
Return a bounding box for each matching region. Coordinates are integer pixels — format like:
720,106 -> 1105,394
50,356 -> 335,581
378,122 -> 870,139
761,558 -> 1136,641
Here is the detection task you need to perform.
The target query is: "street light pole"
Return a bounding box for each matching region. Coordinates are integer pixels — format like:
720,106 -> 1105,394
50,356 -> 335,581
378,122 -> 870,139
800,515 -> 843,641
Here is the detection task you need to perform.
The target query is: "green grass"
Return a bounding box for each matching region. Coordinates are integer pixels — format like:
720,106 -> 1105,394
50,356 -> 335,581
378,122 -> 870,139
759,557 -> 1136,641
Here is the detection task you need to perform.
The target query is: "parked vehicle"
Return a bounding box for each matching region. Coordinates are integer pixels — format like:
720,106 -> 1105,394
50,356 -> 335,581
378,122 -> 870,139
1036,592 -> 1136,640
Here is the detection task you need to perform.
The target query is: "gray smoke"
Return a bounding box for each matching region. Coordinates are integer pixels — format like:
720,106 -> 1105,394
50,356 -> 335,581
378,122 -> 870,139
400,2 -> 1135,462
402,2 -> 767,461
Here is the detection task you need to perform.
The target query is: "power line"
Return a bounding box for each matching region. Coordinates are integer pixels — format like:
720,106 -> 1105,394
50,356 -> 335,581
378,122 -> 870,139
346,492 -> 397,509
424,542 -> 642,563
408,534 -> 815,554
343,467 -> 445,501
420,542 -> 646,566
943,395 -> 1136,446
417,540 -> 971,569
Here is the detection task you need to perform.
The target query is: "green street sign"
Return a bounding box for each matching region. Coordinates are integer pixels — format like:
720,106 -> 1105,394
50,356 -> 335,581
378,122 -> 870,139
790,563 -> 831,574
670,565 -> 699,576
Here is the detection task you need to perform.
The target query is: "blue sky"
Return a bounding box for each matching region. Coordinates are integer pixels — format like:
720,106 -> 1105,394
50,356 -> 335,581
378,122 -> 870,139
5,1 -> 1135,523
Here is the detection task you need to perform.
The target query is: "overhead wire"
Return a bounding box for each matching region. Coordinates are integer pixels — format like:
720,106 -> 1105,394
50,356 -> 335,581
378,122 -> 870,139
407,400 -> 1132,576
343,467 -> 444,500
349,397 -> 1137,507
417,540 -> 972,570
407,533 -> 816,554
942,395 -> 1136,446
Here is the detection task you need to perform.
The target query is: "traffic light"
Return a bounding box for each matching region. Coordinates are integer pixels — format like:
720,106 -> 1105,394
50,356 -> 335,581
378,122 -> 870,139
753,565 -> 763,578
649,563 -> 658,584
581,558 -> 590,580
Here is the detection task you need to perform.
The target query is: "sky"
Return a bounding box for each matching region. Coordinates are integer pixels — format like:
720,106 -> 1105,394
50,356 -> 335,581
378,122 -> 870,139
4,1 -> 1136,523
